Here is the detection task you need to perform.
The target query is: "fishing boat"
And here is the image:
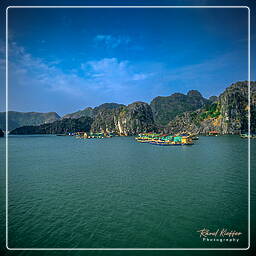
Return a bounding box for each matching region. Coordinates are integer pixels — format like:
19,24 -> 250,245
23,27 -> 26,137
136,138 -> 151,143
149,140 -> 172,146
135,133 -> 193,146
240,133 -> 256,139
135,133 -> 162,143
208,131 -> 219,136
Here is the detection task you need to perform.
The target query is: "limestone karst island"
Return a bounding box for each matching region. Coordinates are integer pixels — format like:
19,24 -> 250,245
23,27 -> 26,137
1,81 -> 255,144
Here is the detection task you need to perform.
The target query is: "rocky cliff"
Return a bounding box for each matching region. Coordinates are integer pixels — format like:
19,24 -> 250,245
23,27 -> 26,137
62,103 -> 125,120
114,102 -> 156,135
90,102 -> 156,135
10,116 -> 93,135
10,102 -> 155,136
218,81 -> 252,134
0,111 -> 60,130
166,81 -> 255,134
8,81 -> 255,136
150,90 -> 208,126
62,107 -> 94,119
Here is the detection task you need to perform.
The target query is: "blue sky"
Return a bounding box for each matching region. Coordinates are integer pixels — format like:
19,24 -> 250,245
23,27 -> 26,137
0,0 -> 254,116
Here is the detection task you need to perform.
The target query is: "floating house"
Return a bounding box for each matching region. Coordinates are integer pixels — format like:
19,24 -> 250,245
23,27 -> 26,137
75,131 -> 115,139
75,132 -> 88,138
135,133 -> 193,146
208,131 -> 219,136
89,132 -> 105,138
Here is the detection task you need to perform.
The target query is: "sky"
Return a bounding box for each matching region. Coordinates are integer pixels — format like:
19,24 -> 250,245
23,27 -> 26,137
0,0 -> 254,116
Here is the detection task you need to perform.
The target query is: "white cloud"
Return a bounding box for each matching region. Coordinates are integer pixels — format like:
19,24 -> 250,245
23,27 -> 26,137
81,57 -> 150,92
4,42 -> 151,99
94,34 -> 131,48
1,40 -> 246,111
132,73 -> 148,81
6,42 -> 88,96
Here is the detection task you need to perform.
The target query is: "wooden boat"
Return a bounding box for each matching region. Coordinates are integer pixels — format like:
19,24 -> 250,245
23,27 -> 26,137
149,140 -> 193,146
136,138 -> 151,143
137,134 -> 194,146
208,131 -> 219,136
135,133 -> 162,143
240,133 -> 256,139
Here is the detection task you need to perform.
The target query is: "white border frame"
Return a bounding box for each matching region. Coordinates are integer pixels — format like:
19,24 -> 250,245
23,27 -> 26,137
5,5 -> 251,251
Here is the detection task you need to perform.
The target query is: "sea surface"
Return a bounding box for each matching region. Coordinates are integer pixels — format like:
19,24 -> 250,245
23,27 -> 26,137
0,135 -> 253,250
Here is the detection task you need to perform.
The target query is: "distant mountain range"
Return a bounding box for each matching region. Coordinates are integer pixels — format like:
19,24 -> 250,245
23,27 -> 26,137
5,81 -> 256,135
9,116 -> 93,135
0,111 -> 60,131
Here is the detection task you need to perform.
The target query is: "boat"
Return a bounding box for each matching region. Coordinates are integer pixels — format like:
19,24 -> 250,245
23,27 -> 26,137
149,140 -> 173,146
240,133 -> 256,139
75,132 -> 116,139
135,133 -> 162,143
135,133 -> 194,146
75,132 -> 88,139
136,138 -> 151,143
208,131 -> 219,136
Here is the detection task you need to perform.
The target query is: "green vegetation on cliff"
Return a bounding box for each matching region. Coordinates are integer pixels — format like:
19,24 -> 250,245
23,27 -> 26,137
166,81 -> 255,134
8,81 -> 256,135
150,90 -> 208,126
199,103 -> 221,120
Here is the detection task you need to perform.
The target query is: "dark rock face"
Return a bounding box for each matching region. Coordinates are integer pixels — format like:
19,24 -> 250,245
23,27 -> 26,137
166,108 -> 222,134
115,102 -> 156,135
90,107 -> 120,134
187,90 -> 203,98
0,111 -> 60,130
166,81 -> 255,134
209,96 -> 218,103
62,103 -> 125,120
9,81 -> 256,136
93,103 -> 125,113
91,102 -> 156,135
10,116 -> 93,135
150,90 -> 208,126
10,102 -> 155,136
0,129 -> 4,137
62,107 -> 94,119
218,81 -> 252,134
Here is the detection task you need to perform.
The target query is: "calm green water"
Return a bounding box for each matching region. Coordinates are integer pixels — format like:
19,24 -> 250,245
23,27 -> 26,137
0,135 -> 250,249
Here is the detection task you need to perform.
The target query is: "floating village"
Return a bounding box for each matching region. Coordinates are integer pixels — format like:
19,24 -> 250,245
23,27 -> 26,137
76,132 -> 197,145
55,130 -> 256,146
56,130 -> 248,146
134,133 -> 195,146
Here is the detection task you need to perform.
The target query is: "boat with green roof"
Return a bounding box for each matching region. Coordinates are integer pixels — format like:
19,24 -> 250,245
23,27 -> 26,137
135,133 -> 194,146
